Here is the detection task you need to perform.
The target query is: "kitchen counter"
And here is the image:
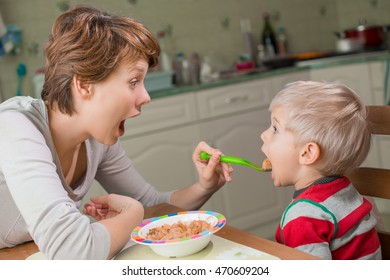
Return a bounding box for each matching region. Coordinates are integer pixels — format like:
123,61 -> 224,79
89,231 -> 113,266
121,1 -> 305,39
150,50 -> 390,100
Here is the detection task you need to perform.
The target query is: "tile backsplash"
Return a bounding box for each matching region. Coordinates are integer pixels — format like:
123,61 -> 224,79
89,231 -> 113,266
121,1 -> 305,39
0,0 -> 389,101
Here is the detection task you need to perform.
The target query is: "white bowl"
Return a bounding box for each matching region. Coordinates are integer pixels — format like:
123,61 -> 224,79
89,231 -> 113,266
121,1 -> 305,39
131,210 -> 226,258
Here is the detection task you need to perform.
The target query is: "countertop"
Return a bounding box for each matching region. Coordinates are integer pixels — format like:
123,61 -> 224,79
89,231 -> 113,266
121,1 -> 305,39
149,50 -> 390,100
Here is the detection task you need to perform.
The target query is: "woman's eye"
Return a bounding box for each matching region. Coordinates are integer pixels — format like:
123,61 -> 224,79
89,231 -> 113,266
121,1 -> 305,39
272,125 -> 278,133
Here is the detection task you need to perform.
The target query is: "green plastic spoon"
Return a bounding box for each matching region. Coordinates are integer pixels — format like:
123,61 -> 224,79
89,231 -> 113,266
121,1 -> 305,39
200,151 -> 271,172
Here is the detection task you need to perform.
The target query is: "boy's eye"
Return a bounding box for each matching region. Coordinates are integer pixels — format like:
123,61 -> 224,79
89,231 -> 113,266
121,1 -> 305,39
130,80 -> 137,87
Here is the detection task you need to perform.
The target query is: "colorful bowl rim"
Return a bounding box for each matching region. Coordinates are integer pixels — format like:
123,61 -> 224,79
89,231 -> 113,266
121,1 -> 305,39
131,210 -> 226,245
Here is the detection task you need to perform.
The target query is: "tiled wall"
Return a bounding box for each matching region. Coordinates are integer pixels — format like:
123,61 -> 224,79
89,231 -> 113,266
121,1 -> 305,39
0,0 -> 389,101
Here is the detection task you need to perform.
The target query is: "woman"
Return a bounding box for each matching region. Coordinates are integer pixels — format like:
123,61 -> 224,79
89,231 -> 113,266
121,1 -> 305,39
0,6 -> 232,259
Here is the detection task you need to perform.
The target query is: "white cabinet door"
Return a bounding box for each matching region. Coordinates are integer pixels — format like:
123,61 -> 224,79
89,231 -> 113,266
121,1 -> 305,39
196,79 -> 272,120
124,92 -> 198,137
310,64 -> 373,105
271,70 -> 311,93
121,124 -> 201,192
310,63 -> 380,167
199,108 -> 291,231
121,92 -> 201,192
368,61 -> 387,105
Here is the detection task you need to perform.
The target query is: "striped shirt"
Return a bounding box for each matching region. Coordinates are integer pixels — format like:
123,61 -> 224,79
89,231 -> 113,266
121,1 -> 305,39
275,177 -> 381,259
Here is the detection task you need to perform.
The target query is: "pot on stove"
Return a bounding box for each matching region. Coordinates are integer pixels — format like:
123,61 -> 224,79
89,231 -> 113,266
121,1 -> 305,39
336,19 -> 386,50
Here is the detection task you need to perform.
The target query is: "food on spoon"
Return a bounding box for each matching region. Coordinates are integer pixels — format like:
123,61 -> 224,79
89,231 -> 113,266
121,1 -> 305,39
146,220 -> 212,240
262,158 -> 272,171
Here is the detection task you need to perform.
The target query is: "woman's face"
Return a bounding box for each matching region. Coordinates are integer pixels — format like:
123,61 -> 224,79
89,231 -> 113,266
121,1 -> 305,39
85,59 -> 151,145
260,106 -> 302,188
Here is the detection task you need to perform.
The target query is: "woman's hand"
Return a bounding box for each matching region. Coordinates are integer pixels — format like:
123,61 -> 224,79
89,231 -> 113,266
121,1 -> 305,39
83,194 -> 142,221
192,141 -> 233,192
166,141 -> 234,210
83,194 -> 144,259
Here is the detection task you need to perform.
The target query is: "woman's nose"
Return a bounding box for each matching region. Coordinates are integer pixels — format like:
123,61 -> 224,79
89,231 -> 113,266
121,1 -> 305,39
141,87 -> 151,105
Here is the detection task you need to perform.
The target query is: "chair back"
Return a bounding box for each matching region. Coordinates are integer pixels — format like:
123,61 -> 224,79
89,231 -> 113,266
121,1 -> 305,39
348,105 -> 390,260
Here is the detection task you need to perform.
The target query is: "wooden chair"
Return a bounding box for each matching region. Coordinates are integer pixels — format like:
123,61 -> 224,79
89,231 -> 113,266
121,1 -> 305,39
348,105 -> 390,260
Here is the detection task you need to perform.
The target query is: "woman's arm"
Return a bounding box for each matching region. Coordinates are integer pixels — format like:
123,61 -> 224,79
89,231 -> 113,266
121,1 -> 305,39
83,194 -> 144,259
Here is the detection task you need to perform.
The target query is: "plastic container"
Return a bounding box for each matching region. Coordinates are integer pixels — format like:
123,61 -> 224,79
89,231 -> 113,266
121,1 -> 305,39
144,71 -> 173,92
277,27 -> 288,55
173,52 -> 189,86
200,57 -> 213,84
189,52 -> 201,85
157,31 -> 172,72
33,69 -> 45,99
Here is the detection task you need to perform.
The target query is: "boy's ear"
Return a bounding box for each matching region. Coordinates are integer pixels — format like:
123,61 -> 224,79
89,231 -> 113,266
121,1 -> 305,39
299,142 -> 320,165
72,75 -> 93,99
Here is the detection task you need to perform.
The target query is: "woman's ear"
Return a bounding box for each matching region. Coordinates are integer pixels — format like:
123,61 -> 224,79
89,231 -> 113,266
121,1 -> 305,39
299,142 -> 320,165
72,75 -> 93,99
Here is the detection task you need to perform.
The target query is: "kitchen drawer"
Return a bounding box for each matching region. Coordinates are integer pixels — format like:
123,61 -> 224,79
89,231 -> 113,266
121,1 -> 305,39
196,79 -> 272,120
124,92 -> 198,137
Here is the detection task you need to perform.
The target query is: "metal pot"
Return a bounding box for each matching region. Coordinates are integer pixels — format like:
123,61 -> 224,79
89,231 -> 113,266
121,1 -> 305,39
340,21 -> 385,49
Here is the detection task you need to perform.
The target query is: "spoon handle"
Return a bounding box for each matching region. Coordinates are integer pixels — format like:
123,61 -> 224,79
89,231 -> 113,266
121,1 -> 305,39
199,151 -> 269,172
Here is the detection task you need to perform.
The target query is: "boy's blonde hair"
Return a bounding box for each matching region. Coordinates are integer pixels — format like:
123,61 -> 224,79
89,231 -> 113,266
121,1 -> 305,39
270,81 -> 371,176
42,6 -> 160,115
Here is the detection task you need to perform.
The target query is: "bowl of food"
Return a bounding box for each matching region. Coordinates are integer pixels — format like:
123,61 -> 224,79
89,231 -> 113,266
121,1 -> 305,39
131,210 -> 226,258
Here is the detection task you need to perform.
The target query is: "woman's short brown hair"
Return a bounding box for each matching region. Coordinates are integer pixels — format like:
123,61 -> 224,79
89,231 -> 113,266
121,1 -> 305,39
41,5 -> 160,115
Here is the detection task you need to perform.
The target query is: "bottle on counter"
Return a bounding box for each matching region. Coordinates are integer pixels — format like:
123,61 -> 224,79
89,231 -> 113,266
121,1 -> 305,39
261,12 -> 278,56
277,26 -> 288,55
240,18 -> 255,63
157,31 -> 172,72
189,52 -> 201,85
173,52 -> 189,86
200,56 -> 213,84
257,44 -> 266,67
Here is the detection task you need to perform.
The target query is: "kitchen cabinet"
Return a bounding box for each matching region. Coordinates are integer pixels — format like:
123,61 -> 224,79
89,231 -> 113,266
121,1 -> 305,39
368,61 -> 388,106
121,123 -> 201,192
368,60 -> 390,215
196,79 -> 280,228
82,71 -> 311,238
120,92 -> 201,192
81,93 -> 201,206
310,63 -> 373,105
310,61 -> 390,216
199,109 -> 290,232
310,62 -> 384,168
196,72 -> 309,237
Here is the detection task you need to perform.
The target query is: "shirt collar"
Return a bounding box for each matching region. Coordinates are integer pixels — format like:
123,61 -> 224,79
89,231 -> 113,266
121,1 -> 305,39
292,176 -> 340,199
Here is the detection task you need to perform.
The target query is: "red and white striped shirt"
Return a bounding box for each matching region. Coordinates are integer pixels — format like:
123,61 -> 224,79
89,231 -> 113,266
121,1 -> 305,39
275,177 -> 381,259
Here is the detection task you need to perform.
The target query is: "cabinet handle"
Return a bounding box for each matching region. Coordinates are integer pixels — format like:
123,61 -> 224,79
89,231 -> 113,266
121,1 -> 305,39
224,95 -> 249,104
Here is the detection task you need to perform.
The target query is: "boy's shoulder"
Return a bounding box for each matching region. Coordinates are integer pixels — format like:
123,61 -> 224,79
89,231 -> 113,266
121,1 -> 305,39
297,176 -> 351,202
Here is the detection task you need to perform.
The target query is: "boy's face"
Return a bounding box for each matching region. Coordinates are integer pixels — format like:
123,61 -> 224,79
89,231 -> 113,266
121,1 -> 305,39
260,106 -> 304,189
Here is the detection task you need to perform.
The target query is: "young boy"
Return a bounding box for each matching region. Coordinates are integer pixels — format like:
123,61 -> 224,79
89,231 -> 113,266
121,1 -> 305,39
261,81 -> 381,260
